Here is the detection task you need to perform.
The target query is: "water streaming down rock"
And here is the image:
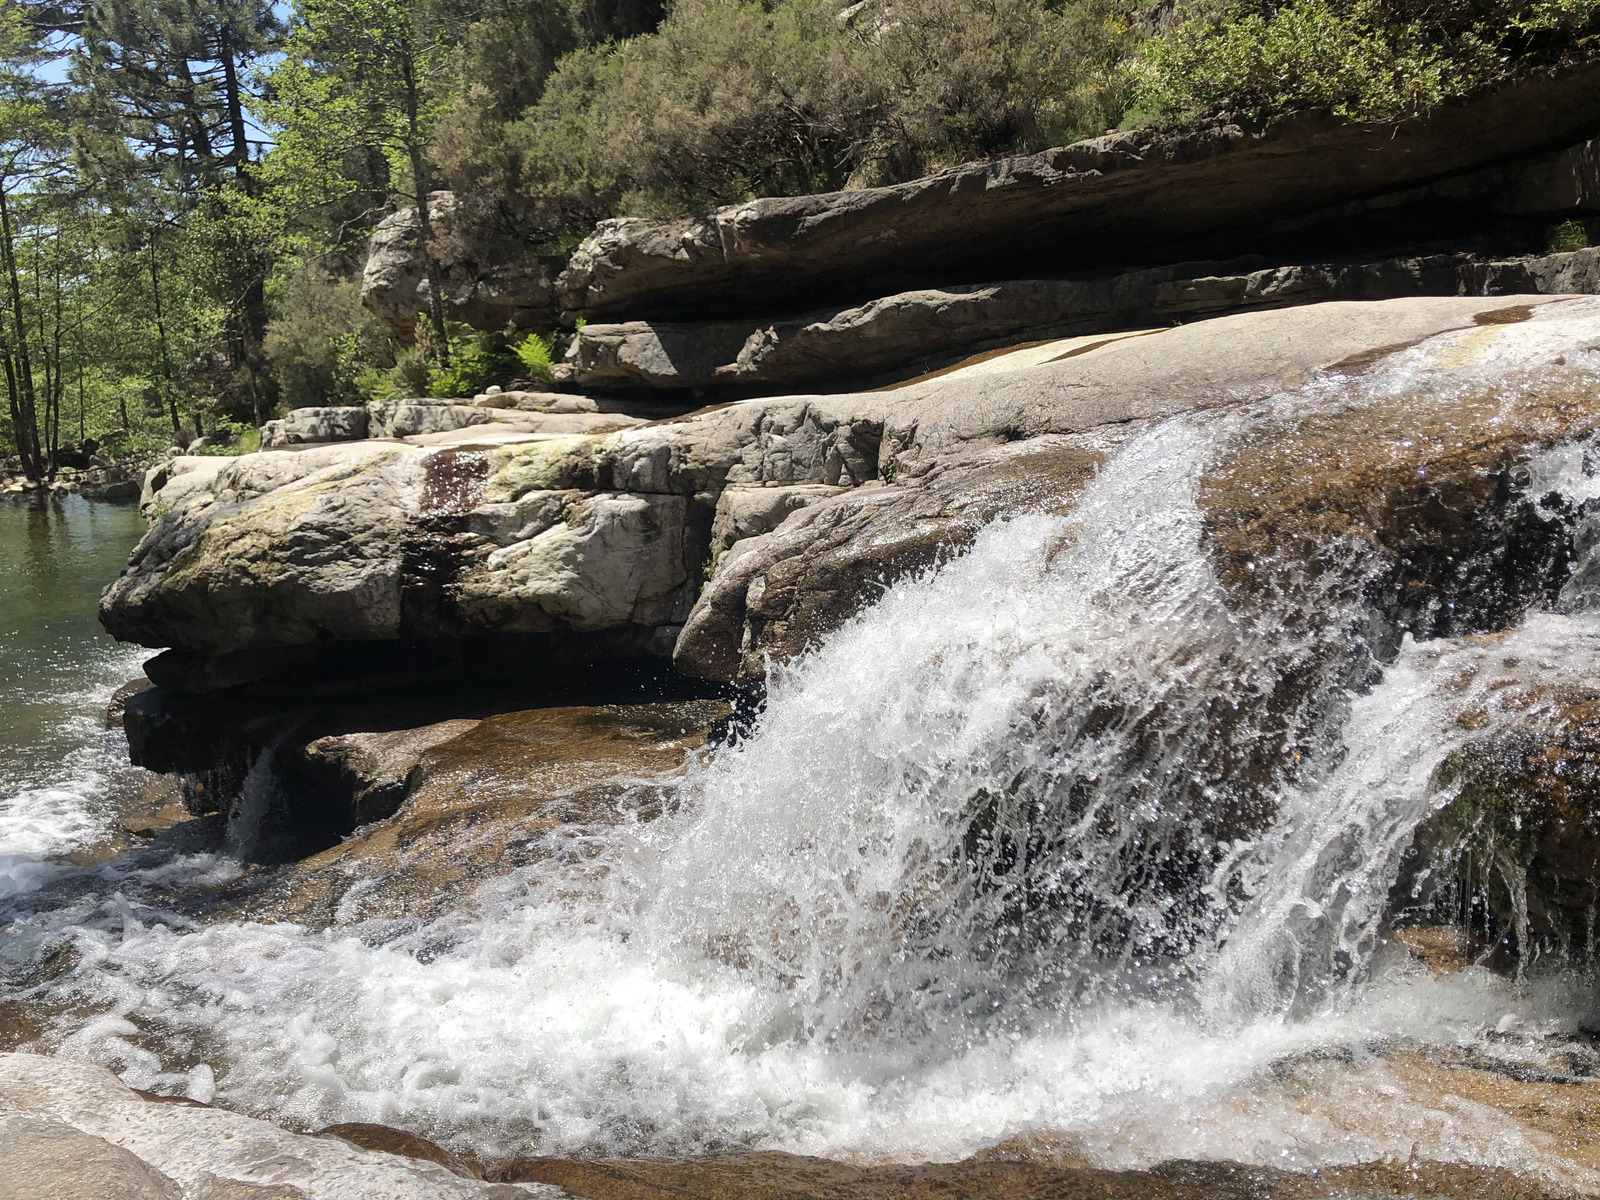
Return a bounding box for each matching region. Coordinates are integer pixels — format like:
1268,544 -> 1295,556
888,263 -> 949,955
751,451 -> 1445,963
26,331 -> 1600,1174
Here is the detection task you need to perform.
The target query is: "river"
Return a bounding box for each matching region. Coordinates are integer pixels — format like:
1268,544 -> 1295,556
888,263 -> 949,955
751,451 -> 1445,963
0,494 -> 149,898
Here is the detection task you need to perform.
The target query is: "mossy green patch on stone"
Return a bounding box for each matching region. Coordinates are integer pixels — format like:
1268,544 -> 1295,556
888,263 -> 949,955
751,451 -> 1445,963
485,437 -> 599,503
160,452 -> 405,593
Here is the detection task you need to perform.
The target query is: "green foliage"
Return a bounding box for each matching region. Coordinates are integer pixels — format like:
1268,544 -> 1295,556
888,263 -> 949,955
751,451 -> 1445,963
512,331 -> 555,382
195,416 -> 262,454
1550,219 -> 1591,251
264,263 -> 399,408
358,344 -> 434,400
520,0 -> 1139,213
427,326 -> 512,396
1138,0 -> 1600,126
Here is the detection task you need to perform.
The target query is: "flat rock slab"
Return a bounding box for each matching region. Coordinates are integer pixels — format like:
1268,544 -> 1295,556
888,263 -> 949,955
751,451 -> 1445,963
0,1054 -> 565,1199
565,249 -> 1600,394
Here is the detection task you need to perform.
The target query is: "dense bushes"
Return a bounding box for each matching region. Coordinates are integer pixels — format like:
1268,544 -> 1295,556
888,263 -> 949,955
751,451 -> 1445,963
263,267 -> 399,409
1138,0 -> 1600,126
470,0 -> 1600,221
511,0 -> 1138,214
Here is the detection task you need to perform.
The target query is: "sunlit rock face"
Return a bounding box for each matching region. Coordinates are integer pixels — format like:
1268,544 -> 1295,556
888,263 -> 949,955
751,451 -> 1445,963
101,296 -> 1585,679
360,191 -> 561,343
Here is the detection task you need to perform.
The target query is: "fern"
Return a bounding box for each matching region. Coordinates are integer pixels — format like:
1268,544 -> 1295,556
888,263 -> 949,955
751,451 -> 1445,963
514,333 -> 556,384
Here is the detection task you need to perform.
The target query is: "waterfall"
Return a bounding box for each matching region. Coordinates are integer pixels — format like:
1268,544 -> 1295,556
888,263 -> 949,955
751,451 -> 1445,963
25,340 -> 1600,1174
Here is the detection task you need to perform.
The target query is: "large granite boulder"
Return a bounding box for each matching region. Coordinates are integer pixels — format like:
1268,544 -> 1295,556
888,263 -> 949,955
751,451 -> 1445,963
361,191 -> 562,341
558,67 -> 1600,321
99,434 -> 699,660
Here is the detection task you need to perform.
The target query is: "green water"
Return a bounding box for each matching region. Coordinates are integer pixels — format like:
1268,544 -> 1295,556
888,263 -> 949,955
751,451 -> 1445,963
0,493 -> 149,894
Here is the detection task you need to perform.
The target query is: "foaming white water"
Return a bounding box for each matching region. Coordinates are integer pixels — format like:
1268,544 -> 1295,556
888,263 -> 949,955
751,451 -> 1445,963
0,644 -> 149,898
35,330 -> 1600,1172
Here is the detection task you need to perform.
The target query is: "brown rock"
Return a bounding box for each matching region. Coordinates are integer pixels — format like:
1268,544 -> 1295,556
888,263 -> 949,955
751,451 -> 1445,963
250,701 -> 729,926
299,719 -> 482,826
315,1122 -> 476,1178
106,677 -> 152,729
1403,684 -> 1600,956
489,1149 -> 1564,1199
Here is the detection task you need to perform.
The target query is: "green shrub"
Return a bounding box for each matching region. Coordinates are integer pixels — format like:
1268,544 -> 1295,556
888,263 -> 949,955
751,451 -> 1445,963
358,345 -> 433,402
265,264 -> 399,409
1138,0 -> 1600,127
428,326 -> 515,397
518,0 -> 1140,213
196,416 -> 261,455
1550,219 -> 1591,252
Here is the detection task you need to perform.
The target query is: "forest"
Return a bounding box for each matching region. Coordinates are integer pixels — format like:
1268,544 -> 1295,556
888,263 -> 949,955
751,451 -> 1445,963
1,0 -> 1596,481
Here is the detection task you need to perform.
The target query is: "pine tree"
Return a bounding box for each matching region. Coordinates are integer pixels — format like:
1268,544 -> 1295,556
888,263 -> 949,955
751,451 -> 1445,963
71,0 -> 281,423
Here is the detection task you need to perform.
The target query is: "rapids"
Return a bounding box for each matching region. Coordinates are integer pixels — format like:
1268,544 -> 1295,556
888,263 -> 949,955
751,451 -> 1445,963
9,324 -> 1600,1186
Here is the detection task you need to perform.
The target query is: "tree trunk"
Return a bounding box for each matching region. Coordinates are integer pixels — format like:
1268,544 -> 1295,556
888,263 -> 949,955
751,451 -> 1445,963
403,56 -> 449,367
0,189 -> 44,480
146,243 -> 182,445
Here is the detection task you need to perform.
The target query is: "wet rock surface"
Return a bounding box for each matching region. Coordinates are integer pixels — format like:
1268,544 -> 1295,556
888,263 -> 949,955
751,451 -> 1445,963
296,719 -> 482,827
249,699 -> 727,926
0,1054 -> 563,1199
671,296 -> 1588,679
492,1149 -> 1566,1199
1399,676 -> 1600,957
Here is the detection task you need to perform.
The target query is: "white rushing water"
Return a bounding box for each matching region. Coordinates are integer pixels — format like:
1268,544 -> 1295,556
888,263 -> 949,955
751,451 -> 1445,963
20,319 -> 1600,1179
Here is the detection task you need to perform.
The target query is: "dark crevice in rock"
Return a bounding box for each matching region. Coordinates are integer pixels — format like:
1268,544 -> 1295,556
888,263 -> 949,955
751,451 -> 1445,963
119,637 -> 730,851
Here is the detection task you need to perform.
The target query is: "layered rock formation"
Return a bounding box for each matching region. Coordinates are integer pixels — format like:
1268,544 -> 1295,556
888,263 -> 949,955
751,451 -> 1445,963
103,296 -> 1600,753
557,66 -> 1600,323
362,70 -> 1600,403
563,247 -> 1600,393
